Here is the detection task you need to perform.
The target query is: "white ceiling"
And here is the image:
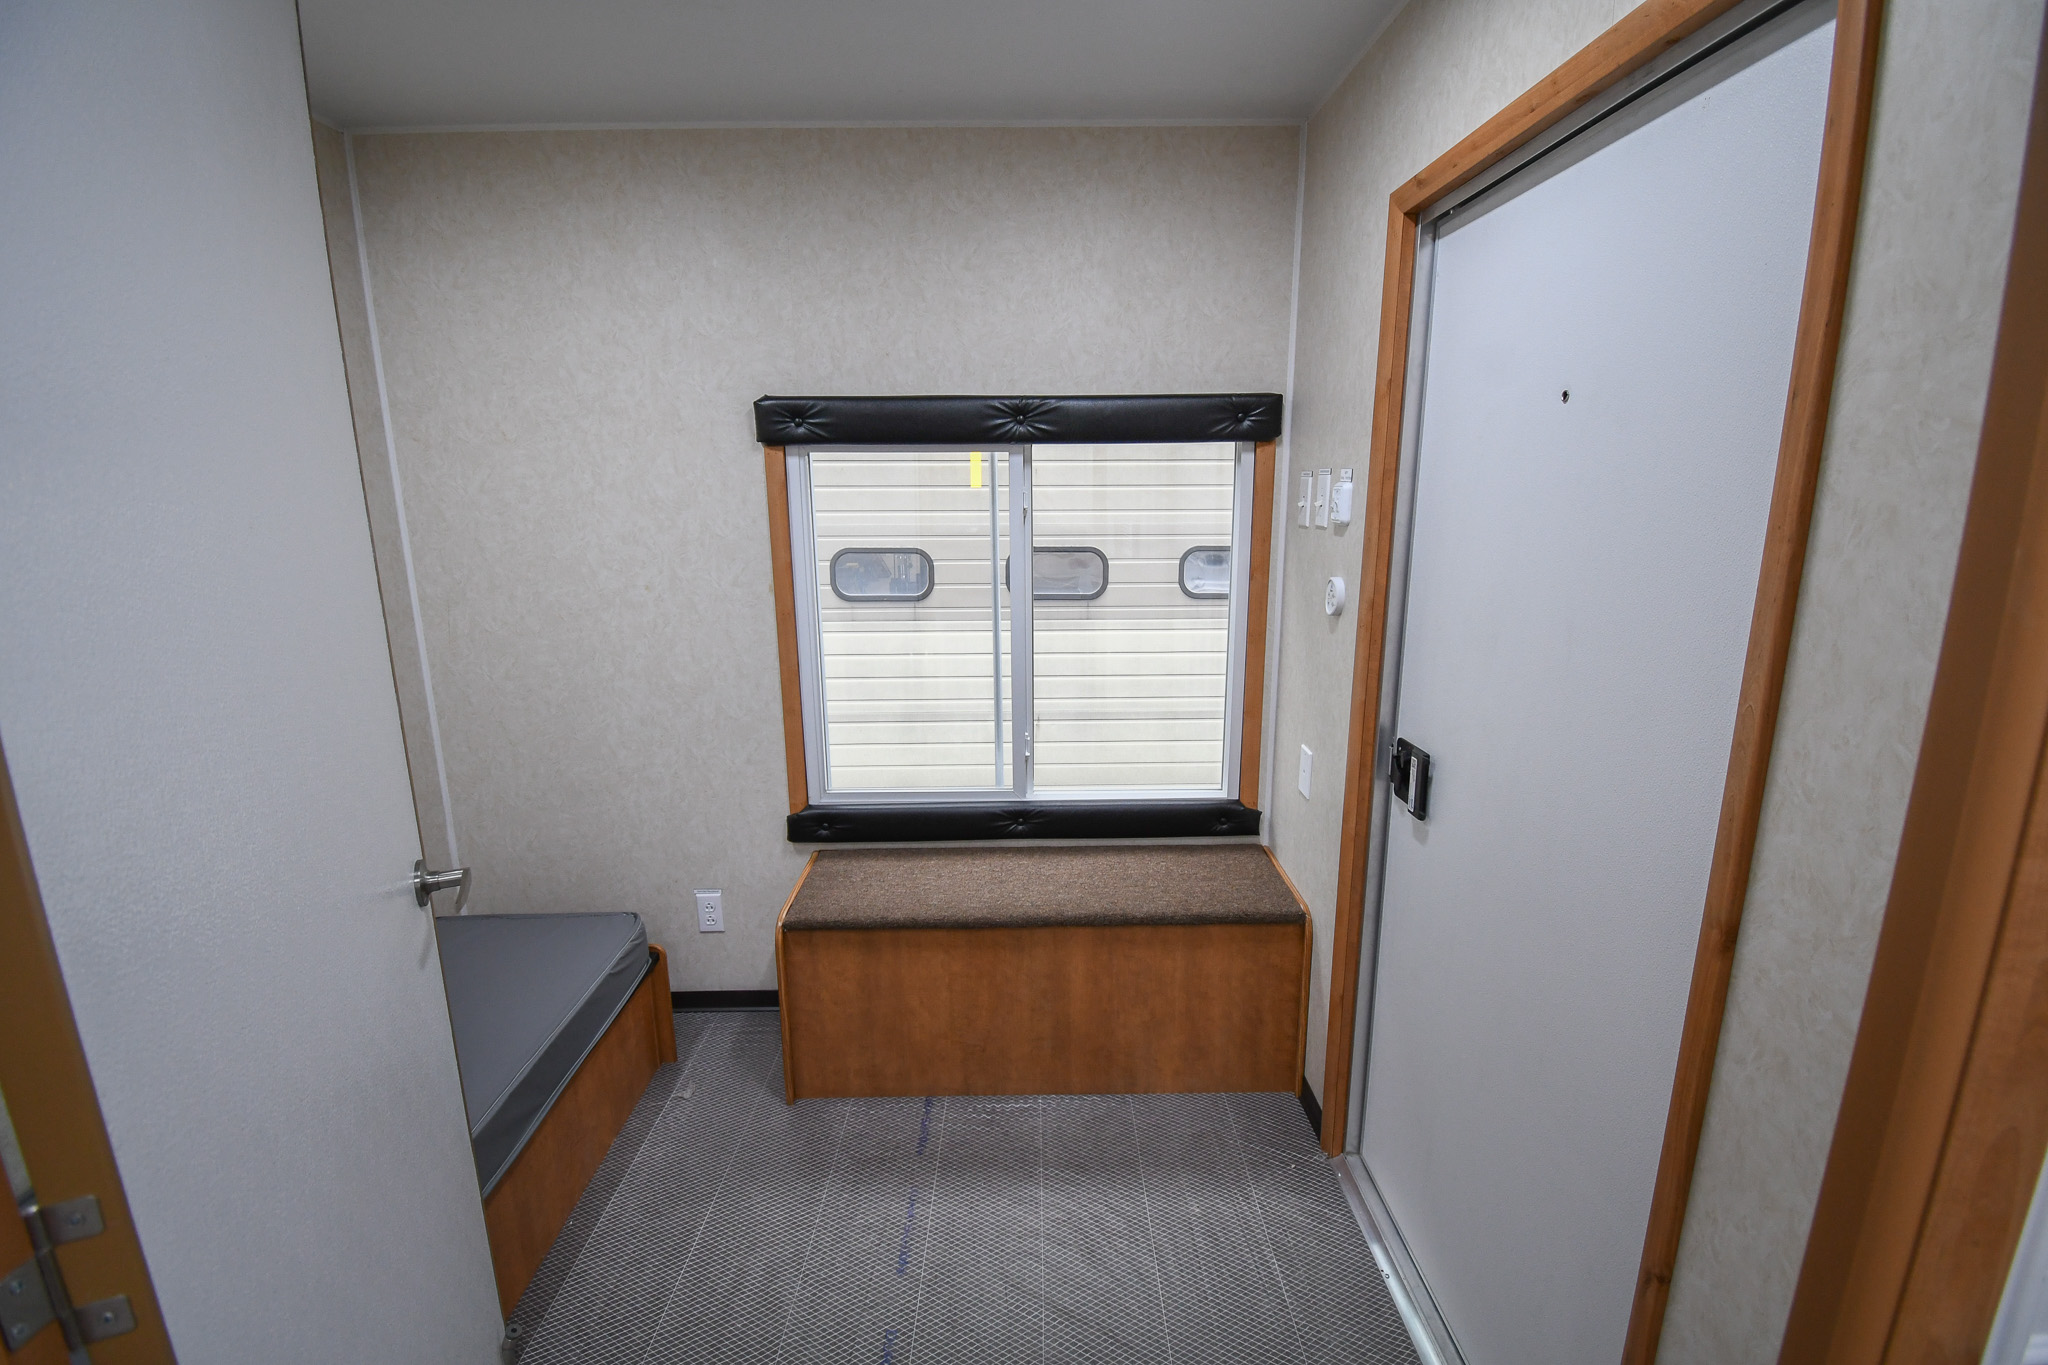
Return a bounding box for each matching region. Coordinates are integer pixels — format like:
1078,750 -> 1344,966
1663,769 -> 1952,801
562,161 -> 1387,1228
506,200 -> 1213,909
299,0 -> 1406,130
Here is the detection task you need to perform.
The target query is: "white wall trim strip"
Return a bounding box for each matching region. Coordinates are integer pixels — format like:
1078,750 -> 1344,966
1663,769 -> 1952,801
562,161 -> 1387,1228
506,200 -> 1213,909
1262,123 -> 1308,838
344,131 -> 461,869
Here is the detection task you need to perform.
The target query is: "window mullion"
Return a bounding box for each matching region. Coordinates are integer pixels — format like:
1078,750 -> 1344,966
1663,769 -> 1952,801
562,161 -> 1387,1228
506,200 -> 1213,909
1013,446 -> 1034,799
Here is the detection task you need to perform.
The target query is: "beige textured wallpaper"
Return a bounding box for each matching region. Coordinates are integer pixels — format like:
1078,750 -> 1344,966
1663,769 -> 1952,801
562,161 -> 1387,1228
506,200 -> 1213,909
341,126 -> 1299,989
1278,0 -> 2043,1362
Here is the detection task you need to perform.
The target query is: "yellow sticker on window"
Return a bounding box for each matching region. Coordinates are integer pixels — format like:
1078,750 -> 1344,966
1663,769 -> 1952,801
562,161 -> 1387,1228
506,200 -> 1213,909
969,451 -> 984,489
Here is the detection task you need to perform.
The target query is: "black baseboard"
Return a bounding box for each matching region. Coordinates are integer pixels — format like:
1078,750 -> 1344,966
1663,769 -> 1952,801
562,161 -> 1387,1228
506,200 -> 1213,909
673,989 -> 780,1011
1298,1076 -> 1323,1138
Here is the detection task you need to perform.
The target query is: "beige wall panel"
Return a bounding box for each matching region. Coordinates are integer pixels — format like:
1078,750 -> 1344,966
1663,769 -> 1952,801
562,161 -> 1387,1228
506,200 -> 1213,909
346,126 -> 1298,989
1281,1 -> 2043,1363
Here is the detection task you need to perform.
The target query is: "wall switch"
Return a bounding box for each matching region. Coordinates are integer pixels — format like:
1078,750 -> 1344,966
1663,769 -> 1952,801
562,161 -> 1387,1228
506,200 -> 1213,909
1297,471 -> 1313,528
1313,469 -> 1333,528
1298,745 -> 1313,800
695,889 -> 724,932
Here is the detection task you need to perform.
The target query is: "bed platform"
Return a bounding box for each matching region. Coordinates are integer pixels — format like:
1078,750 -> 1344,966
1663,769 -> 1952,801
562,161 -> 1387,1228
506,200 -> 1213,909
436,912 -> 676,1314
775,845 -> 1310,1100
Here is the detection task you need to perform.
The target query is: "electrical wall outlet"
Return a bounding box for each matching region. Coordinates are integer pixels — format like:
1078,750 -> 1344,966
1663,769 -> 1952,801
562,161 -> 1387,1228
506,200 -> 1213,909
1298,745 -> 1313,800
695,889 -> 724,932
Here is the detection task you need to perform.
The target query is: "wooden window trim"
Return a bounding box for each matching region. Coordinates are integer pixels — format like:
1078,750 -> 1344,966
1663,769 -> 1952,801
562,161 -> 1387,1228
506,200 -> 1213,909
1239,439 -> 1278,809
762,438 -> 1279,819
764,445 -> 808,815
1312,9 -> 1884,1365
1777,13 -> 2048,1360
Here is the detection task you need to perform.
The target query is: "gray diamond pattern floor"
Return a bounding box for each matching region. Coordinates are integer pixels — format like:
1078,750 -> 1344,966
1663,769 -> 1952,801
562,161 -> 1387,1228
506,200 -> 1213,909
509,1011 -> 1421,1365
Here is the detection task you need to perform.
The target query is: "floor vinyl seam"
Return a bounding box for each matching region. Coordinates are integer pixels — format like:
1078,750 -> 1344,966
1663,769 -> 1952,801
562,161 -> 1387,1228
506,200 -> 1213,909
511,1013 -> 712,1336
769,1097 -> 855,1365
902,1095 -> 950,1365
632,1028 -> 768,1365
1036,1095 -> 1049,1365
1126,1095 -> 1179,1365
1221,1096 -> 1314,1365
548,1012 -> 719,1311
671,1009 -> 724,1080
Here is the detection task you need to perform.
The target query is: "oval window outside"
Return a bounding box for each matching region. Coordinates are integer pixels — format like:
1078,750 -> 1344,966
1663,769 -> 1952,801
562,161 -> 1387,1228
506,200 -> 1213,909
1029,547 -> 1108,600
1179,546 -> 1231,599
830,548 -> 934,602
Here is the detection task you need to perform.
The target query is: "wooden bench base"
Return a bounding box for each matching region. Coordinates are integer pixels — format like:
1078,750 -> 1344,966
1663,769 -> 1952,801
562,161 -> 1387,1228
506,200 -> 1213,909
481,943 -> 676,1314
777,920 -> 1310,1099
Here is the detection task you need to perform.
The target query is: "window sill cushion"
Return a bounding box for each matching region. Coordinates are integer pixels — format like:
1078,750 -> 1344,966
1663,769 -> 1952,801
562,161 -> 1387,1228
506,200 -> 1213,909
779,844 -> 1304,931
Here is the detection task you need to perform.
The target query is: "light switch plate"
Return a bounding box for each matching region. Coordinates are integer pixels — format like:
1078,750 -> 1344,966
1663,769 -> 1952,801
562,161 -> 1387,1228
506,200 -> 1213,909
695,889 -> 724,932
1297,471 -> 1313,528
1298,745 -> 1313,800
1331,469 -> 1354,526
1313,469 -> 1333,528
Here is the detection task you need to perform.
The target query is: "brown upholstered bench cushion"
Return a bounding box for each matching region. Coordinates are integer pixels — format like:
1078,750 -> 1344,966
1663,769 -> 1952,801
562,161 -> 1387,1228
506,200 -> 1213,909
782,845 -> 1305,930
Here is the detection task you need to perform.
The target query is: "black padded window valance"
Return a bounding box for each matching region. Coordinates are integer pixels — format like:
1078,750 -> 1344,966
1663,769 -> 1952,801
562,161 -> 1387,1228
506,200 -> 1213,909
754,393 -> 1283,446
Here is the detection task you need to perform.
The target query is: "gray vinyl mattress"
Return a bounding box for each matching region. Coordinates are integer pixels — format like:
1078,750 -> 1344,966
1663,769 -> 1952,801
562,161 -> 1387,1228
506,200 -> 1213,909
783,845 -> 1306,930
435,912 -> 650,1195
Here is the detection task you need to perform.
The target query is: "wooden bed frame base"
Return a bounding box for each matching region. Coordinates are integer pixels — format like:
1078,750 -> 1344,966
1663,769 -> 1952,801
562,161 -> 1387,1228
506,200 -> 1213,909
481,943 -> 677,1315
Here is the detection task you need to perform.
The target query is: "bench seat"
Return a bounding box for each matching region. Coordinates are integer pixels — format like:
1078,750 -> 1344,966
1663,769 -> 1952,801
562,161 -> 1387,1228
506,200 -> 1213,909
775,845 -> 1310,1099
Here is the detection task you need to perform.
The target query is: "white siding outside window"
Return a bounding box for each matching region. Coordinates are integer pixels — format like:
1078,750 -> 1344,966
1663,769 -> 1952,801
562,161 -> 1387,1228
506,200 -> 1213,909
1030,443 -> 1234,791
790,441 -> 1246,803
808,449 -> 1013,792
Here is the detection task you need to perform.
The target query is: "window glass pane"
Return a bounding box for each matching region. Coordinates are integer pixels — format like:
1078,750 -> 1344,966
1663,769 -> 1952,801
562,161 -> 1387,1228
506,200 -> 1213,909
809,450 -> 1011,792
831,549 -> 933,601
1178,546 -> 1230,598
1029,442 -> 1235,792
1003,547 -> 1109,600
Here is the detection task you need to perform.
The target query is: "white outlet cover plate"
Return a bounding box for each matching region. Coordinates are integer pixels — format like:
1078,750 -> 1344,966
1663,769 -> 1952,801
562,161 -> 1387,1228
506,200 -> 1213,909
695,889 -> 723,932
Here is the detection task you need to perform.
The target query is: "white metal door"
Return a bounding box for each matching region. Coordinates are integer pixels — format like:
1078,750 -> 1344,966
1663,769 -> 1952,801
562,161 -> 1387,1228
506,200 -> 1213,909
0,1 -> 501,1358
1357,16 -> 1835,1365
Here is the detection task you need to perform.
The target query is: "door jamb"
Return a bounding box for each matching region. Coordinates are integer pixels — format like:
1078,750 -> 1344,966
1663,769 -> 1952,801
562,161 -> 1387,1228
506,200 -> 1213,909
1316,5 -> 1885,1365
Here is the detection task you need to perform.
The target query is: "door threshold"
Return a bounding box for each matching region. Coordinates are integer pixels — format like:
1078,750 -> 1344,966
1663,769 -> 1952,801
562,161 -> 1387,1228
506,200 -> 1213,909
1332,1153 -> 1467,1365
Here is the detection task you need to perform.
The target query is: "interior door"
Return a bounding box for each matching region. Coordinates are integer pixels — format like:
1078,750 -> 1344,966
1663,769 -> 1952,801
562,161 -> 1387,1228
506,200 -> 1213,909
0,1 -> 501,1359
1356,15 -> 1836,1365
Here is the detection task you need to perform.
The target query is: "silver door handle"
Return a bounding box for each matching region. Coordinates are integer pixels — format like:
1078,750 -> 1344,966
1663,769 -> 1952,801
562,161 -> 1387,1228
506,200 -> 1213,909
413,859 -> 471,913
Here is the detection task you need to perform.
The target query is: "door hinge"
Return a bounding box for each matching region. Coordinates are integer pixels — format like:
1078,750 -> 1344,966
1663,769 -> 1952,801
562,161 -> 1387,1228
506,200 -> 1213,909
3,1195 -> 136,1354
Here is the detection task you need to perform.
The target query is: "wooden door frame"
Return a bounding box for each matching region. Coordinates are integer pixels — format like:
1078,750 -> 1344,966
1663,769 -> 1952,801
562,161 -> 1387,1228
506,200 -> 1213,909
1776,12 -> 2048,1360
1315,3 -> 1885,1363
0,741 -> 176,1362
